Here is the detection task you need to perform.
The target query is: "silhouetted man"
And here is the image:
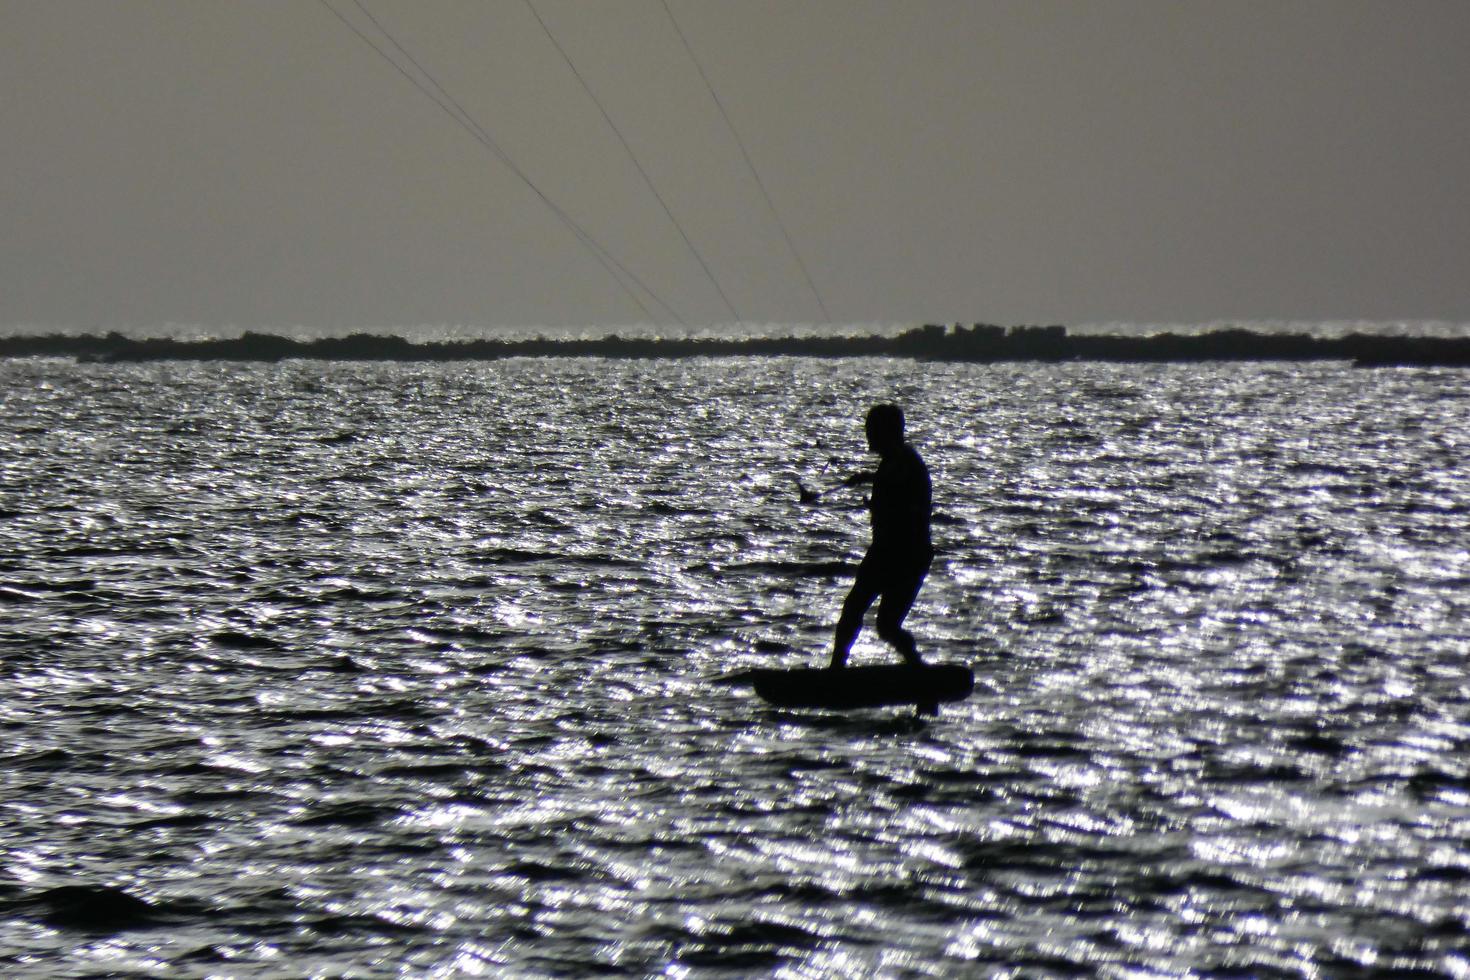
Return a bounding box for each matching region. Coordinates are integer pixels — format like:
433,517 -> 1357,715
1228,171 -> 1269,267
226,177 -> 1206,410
830,404 -> 932,668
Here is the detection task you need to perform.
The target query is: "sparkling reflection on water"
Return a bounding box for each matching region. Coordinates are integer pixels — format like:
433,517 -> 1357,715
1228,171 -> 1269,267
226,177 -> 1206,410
2,357 -> 1469,976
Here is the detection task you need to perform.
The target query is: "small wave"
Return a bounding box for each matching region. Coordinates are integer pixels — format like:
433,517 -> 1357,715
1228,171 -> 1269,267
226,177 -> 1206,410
293,800 -> 401,828
1406,768 -> 1470,800
311,653 -> 366,673
1414,865 -> 1470,883
4,747 -> 76,770
1135,868 -> 1250,898
8,576 -> 97,592
279,510 -> 343,527
308,585 -> 404,604
1283,731 -> 1349,755
211,630 -> 284,651
299,913 -> 426,937
474,547 -> 643,569
500,858 -> 587,883
723,559 -> 855,577
55,542 -> 179,558
523,508 -> 574,529
375,762 -> 472,779
672,918 -> 826,969
6,884 -> 212,933
1205,760 -> 1313,784
129,812 -> 216,831
676,946 -> 787,970
474,547 -> 563,564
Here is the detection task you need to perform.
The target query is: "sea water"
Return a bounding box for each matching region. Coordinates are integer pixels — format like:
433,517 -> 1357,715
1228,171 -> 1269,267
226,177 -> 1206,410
2,355 -> 1468,975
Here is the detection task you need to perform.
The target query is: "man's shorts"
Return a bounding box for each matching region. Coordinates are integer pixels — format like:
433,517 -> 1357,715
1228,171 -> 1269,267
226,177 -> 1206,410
846,544 -> 933,623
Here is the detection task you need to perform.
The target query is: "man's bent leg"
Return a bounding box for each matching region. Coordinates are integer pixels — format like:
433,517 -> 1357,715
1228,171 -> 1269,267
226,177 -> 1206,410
875,556 -> 929,666
831,562 -> 880,668
877,619 -> 922,665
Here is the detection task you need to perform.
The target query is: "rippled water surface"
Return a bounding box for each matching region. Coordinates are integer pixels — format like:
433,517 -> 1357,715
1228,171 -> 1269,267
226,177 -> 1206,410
3,357 -> 1469,976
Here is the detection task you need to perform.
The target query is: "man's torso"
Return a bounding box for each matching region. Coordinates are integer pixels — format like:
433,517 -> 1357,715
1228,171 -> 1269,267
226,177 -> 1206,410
869,443 -> 932,553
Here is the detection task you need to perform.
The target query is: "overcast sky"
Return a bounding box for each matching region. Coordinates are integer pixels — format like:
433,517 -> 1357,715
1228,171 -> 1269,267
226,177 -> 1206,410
3,1 -> 1468,331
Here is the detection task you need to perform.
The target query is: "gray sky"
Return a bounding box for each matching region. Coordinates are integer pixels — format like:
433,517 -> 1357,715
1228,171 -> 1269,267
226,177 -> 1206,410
3,0 -> 1469,331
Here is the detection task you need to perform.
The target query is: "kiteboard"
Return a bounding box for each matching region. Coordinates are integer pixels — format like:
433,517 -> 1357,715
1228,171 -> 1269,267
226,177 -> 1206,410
742,662 -> 973,711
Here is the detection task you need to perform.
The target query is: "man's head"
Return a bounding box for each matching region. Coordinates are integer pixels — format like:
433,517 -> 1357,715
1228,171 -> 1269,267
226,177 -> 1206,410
865,403 -> 905,454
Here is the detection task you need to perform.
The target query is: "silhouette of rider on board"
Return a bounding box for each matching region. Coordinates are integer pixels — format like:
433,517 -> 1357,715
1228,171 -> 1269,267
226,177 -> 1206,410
830,404 -> 932,669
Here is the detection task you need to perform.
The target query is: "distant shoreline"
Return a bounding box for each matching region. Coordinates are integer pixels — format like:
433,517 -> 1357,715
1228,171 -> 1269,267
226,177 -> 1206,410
2,324 -> 1467,367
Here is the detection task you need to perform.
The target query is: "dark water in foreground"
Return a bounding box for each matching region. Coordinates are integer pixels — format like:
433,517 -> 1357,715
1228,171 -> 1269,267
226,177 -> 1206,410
2,357 -> 1469,976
